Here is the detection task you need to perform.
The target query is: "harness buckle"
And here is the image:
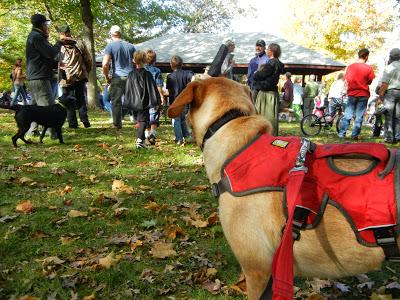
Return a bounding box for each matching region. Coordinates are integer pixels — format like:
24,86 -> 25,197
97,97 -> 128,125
211,183 -> 220,198
292,207 -> 310,241
373,226 -> 400,262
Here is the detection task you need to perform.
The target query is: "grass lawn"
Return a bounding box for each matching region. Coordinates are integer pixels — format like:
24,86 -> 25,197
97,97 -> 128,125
0,109 -> 399,300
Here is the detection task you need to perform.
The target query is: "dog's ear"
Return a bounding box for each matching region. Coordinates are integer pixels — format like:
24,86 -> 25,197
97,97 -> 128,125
168,81 -> 200,118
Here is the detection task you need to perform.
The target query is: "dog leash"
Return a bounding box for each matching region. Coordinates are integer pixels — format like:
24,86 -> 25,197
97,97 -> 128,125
262,138 -> 312,300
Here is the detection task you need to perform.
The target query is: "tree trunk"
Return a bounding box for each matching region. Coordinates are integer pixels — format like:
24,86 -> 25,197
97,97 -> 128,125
80,0 -> 98,109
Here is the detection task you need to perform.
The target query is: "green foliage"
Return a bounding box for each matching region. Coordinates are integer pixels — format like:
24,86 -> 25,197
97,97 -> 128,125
284,0 -> 400,61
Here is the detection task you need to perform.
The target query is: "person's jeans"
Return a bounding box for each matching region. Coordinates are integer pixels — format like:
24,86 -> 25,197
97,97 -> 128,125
383,90 -> 400,141
109,77 -> 127,128
172,111 -> 190,142
338,96 -> 368,138
11,84 -> 28,105
102,84 -> 112,114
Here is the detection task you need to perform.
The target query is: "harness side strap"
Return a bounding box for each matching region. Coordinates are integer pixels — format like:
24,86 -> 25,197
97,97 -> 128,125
211,176 -> 230,198
373,226 -> 400,262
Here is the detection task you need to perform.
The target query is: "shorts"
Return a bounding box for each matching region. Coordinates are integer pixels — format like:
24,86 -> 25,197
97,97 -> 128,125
149,107 -> 160,126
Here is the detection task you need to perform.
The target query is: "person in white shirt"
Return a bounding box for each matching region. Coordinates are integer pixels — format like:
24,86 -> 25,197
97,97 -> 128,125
328,72 -> 346,117
292,77 -> 303,121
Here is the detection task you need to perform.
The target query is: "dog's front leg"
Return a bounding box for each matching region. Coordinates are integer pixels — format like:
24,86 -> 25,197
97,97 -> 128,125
55,127 -> 64,144
243,268 -> 271,300
39,127 -> 48,143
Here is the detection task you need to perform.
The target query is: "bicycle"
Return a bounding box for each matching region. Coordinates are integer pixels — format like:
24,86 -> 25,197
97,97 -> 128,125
300,104 -> 344,136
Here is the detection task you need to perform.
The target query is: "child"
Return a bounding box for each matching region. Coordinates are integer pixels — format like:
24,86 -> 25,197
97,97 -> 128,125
166,55 -> 194,145
124,50 -> 160,149
312,95 -> 324,118
144,49 -> 164,145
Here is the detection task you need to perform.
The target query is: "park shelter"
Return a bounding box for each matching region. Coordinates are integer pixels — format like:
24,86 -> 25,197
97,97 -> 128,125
134,32 -> 346,80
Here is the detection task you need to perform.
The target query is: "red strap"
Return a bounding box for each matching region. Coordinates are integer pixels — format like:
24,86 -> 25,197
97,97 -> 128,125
272,170 -> 305,300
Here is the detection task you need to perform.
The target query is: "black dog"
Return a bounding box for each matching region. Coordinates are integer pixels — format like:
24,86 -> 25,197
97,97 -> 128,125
0,94 -> 76,147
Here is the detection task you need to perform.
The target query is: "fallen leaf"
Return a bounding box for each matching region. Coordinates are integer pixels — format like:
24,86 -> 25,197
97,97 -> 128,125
33,161 -> 47,168
16,201 -> 34,214
41,256 -> 65,266
89,175 -> 99,183
98,252 -> 120,269
112,180 -> 134,195
83,294 -> 95,300
68,210 -> 88,218
230,273 -> 246,294
150,242 -> 177,259
130,240 -> 143,252
207,212 -> 219,226
114,207 -> 129,217
62,185 -> 73,195
18,177 -> 34,185
97,143 -> 110,149
203,279 -> 222,294
191,219 -> 208,228
50,167 -> 67,175
206,268 -> 218,278
334,282 -> 351,293
192,185 -> 208,192
32,230 -> 50,239
386,282 -> 400,290
60,235 -> 80,245
18,296 -> 40,300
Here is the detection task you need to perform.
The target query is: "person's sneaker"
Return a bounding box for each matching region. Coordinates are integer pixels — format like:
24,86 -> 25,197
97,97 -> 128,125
32,130 -> 40,137
148,134 -> 156,145
176,140 -> 184,146
136,142 -> 148,149
83,122 -> 91,128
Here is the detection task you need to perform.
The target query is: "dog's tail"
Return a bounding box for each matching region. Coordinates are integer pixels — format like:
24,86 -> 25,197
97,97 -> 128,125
0,104 -> 19,111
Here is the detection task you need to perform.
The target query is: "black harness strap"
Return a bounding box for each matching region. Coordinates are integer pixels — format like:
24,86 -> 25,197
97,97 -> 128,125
373,226 -> 400,262
201,109 -> 248,150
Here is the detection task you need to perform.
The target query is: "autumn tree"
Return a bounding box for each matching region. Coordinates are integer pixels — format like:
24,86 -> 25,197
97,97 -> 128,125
283,0 -> 399,61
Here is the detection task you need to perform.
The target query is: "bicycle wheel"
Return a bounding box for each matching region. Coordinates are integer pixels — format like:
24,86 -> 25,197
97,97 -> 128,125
301,114 -> 322,136
335,114 -> 343,133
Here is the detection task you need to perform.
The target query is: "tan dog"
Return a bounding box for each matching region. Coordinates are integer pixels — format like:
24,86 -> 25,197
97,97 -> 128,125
168,77 -> 396,300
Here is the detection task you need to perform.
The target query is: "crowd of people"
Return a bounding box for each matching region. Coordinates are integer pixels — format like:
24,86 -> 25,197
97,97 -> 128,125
2,12 -> 400,147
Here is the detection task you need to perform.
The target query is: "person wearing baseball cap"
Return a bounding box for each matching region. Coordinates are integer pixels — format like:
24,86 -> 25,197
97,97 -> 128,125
25,13 -> 61,139
247,39 -> 269,102
378,48 -> 400,143
102,25 -> 136,129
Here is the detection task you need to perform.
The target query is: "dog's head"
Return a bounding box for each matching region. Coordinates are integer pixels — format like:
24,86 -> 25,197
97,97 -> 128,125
58,94 -> 77,109
167,77 -> 259,147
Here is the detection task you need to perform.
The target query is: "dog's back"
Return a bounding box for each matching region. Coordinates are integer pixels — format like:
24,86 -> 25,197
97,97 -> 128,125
16,104 -> 67,128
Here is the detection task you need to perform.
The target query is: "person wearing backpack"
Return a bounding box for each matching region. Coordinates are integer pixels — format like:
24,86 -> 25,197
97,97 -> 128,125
58,25 -> 92,128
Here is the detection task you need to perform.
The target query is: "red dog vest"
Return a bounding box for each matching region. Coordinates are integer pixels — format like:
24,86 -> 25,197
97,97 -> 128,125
214,133 -> 399,245
213,133 -> 400,300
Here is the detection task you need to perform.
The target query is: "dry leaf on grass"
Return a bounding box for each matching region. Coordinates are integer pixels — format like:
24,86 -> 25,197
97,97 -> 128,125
41,256 -> 65,266
112,180 -> 134,195
114,207 -> 129,217
61,185 -> 73,195
83,293 -> 95,300
15,201 -> 34,214
68,210 -> 88,218
18,295 -> 40,300
230,273 -> 247,294
98,252 -> 120,269
97,143 -> 111,150
89,175 -> 99,183
50,167 -> 66,175
192,185 -> 208,192
18,177 -> 35,185
150,242 -> 177,259
23,161 -> 47,168
130,240 -> 143,252
203,279 -> 222,294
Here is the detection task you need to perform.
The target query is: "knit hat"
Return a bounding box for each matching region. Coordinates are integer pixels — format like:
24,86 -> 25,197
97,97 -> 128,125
31,13 -> 50,26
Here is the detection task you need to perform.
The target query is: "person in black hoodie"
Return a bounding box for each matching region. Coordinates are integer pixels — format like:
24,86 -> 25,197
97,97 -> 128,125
26,13 -> 61,138
253,43 -> 285,136
124,50 -> 160,149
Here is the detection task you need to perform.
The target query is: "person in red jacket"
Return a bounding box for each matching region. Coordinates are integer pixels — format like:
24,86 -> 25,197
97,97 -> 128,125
338,48 -> 375,139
